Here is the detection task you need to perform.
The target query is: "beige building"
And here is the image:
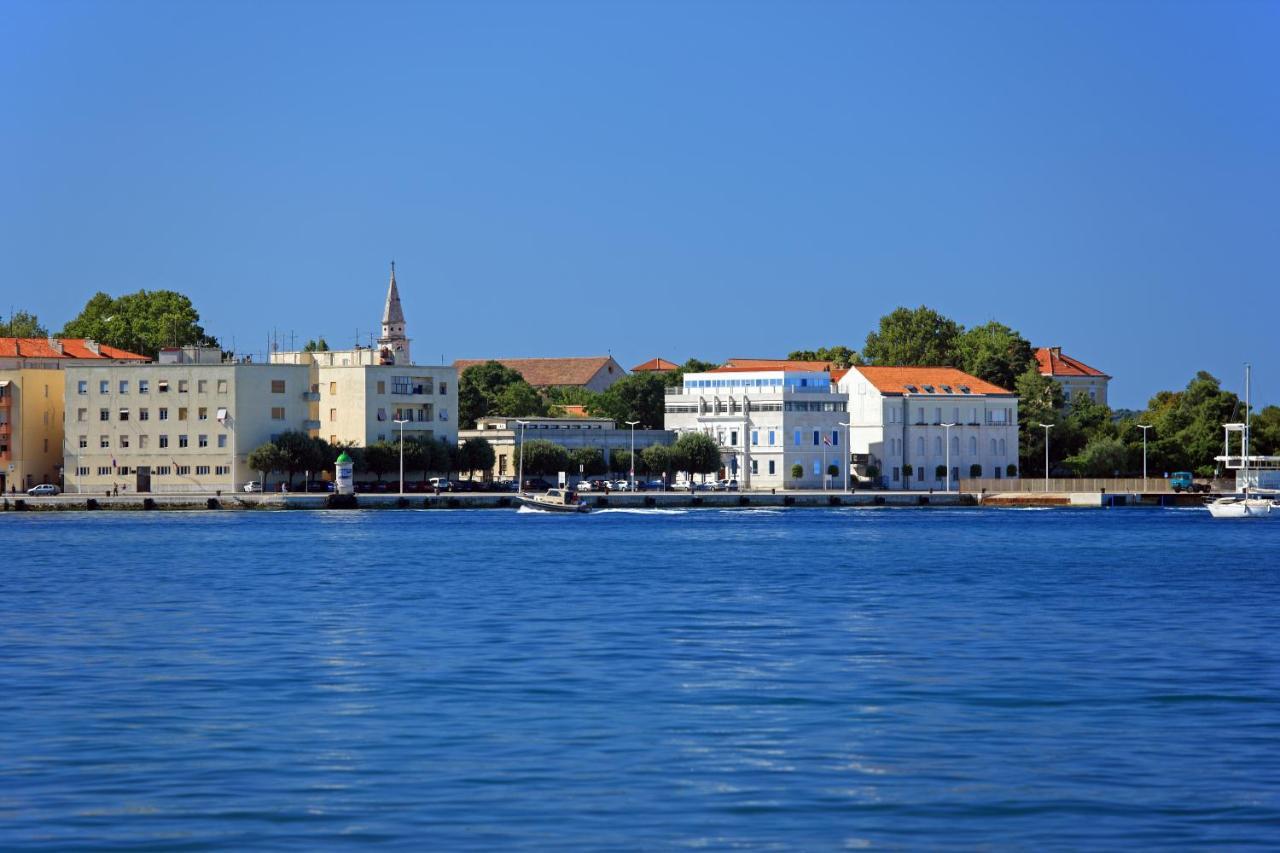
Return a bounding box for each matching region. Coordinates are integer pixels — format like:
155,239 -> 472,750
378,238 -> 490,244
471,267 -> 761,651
460,416 -> 673,482
63,355 -> 315,494
317,364 -> 457,447
1035,346 -> 1110,408
1,337 -> 148,493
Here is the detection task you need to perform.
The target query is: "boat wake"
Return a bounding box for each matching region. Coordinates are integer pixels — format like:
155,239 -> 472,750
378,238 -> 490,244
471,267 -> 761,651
593,508 -> 689,515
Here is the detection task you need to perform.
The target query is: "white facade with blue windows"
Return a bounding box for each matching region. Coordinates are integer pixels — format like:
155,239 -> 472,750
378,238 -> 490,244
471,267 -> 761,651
663,368 -> 849,489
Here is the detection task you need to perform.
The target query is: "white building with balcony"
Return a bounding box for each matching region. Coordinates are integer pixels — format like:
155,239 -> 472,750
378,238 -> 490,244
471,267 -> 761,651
837,366 -> 1020,489
664,366 -> 849,489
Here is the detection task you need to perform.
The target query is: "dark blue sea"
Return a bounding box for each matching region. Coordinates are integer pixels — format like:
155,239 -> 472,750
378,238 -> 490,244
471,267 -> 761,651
2,507 -> 1278,850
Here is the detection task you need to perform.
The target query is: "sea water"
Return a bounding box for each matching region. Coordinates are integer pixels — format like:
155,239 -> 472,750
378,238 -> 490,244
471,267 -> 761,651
2,508 -> 1277,849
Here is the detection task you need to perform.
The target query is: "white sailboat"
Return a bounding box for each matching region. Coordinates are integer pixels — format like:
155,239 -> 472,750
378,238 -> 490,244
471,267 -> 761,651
1206,364 -> 1273,519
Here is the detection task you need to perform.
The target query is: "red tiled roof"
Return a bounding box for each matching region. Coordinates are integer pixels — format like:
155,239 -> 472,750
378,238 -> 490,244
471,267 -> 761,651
453,356 -> 622,387
830,368 -> 851,383
1034,347 -> 1109,378
631,357 -> 679,372
851,366 -> 1013,396
705,365 -> 832,374
718,358 -> 833,372
0,338 -> 149,361
559,404 -> 590,417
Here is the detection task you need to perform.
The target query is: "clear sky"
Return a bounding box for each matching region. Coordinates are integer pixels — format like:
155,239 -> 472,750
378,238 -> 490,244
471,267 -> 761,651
2,0 -> 1276,408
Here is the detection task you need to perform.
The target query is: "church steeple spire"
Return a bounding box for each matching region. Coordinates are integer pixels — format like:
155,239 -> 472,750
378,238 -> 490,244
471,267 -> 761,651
378,261 -> 410,364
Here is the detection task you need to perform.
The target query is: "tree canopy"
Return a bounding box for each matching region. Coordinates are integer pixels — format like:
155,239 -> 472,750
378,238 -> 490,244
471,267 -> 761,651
0,309 -> 47,337
303,337 -> 330,352
952,321 -> 1035,392
459,437 -> 497,479
862,306 -> 963,368
519,439 -> 571,477
787,345 -> 861,367
459,361 -> 548,427
674,432 -> 721,477
586,372 -> 667,428
58,290 -> 217,358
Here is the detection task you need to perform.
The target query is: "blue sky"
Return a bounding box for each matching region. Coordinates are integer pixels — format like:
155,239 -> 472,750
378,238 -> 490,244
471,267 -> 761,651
2,0 -> 1276,408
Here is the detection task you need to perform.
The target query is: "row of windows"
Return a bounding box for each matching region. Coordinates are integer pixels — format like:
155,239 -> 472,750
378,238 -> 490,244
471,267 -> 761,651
84,465 -> 228,477
77,378 -> 231,395
328,379 -> 448,396
77,434 -> 225,450
887,436 -> 1008,457
886,406 -> 1016,425
684,377 -> 830,390
77,406 -> 227,423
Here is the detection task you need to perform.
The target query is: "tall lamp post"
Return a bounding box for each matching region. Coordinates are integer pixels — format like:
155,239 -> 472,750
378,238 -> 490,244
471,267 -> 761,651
1137,424 -> 1152,489
394,418 -> 409,494
626,420 -> 639,491
515,419 -> 529,494
1038,422 -> 1054,492
838,421 -> 853,492
941,422 -> 955,493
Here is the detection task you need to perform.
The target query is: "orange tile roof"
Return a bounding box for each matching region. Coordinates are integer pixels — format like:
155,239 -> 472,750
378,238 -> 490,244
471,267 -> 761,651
830,368 -> 851,383
559,404 -> 590,417
0,338 -> 149,361
851,366 -> 1013,396
631,357 -> 679,372
1034,347 -> 1109,378
705,365 -> 832,374
717,358 -> 832,372
454,356 -> 622,387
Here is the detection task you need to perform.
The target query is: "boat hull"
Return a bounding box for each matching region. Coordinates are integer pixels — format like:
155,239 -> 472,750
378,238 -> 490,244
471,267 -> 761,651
1206,498 -> 1273,519
517,495 -> 590,514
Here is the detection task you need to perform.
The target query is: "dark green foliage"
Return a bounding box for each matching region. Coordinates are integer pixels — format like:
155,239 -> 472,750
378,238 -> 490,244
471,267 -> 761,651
585,372 -> 667,428
675,432 -> 721,476
953,321 -> 1035,391
0,309 -> 47,337
459,437 -> 497,479
569,446 -> 607,477
520,439 -> 570,476
58,290 -> 217,358
459,361 -> 547,428
787,346 -> 861,368
862,306 -> 962,367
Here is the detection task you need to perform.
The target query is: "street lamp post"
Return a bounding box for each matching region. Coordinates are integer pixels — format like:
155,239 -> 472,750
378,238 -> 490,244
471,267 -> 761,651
626,420 -> 639,492
393,418 -> 409,494
838,421 -> 852,492
1038,422 -> 1054,492
1137,423 -> 1152,489
516,419 -> 529,494
941,422 -> 955,493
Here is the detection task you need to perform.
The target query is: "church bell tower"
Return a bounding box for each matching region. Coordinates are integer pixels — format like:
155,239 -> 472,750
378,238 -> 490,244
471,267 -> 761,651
377,261 -> 410,365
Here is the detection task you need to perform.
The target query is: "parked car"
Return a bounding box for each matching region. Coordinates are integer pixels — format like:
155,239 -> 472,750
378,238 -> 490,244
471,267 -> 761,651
305,481 -> 335,492
26,483 -> 60,496
428,477 -> 453,492
522,478 -> 553,491
492,479 -> 518,492
716,479 -> 740,491
645,479 -> 666,491
612,480 -> 633,492
243,481 -> 263,493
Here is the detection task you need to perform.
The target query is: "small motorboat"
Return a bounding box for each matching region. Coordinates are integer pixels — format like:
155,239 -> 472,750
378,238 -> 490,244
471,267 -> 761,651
1205,495 -> 1273,519
517,488 -> 590,514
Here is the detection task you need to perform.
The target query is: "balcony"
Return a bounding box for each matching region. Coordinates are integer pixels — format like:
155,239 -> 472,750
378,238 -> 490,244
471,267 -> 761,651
303,419 -> 322,430
302,391 -> 321,402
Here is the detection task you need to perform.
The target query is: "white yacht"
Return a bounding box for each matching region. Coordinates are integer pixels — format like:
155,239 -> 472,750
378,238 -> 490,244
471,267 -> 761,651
1207,364 -> 1276,519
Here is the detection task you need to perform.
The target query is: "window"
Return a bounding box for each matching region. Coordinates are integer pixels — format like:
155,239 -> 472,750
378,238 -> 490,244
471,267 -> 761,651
179,435 -> 188,448
139,380 -> 149,394
119,466 -> 130,475
916,436 -> 924,455
831,430 -> 839,446
329,408 -> 337,422
1064,389 -> 1072,402
98,466 -> 112,476
77,408 -> 87,422
159,408 -> 168,420
178,380 -> 188,393
195,465 -> 211,476
730,430 -> 738,446
100,435 -> 109,448
768,460 -> 776,475
198,435 -> 208,448
213,465 -> 228,475
119,380 -> 129,394
217,379 -> 228,394
159,435 -> 168,448
812,430 -> 819,446
969,436 -> 977,455
751,430 -> 758,446
934,436 -> 942,455
154,466 -> 171,476
270,407 -> 285,420
138,435 -> 149,449
99,380 -> 109,393
377,408 -> 387,421
813,460 -> 821,476
198,407 -> 208,420
77,380 -> 87,394
77,467 -> 90,476
952,436 -> 960,455
439,382 -> 447,395
999,438 -> 1006,456
918,467 -> 925,481
78,435 -> 88,448
198,380 -> 207,393
1089,388 -> 1097,401
916,407 -> 924,423
329,382 -> 337,395
893,466 -> 900,482
271,380 -> 286,394
139,408 -> 149,421
935,407 -> 942,423
392,376 -> 411,394
118,408 -> 129,421
178,407 -> 188,421
377,381 -> 386,395
768,430 -> 776,445
218,434 -> 227,448
177,465 -> 190,475
158,380 -> 169,393
990,438 -> 998,455
751,459 -> 758,474
120,435 -> 129,448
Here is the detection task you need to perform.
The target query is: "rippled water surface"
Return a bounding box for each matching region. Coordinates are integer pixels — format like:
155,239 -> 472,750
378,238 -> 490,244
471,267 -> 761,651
2,507 -> 1278,850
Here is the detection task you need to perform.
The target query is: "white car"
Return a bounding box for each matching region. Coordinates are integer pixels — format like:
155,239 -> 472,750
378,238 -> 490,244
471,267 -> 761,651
612,480 -> 633,492
243,481 -> 263,493
27,483 -> 60,496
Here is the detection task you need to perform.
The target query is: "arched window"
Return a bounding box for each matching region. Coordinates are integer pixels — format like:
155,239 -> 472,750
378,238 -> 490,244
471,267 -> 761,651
999,438 -> 1006,456
934,436 -> 942,455
990,438 -> 998,455
916,436 -> 925,456
969,436 -> 977,455
951,436 -> 960,456
751,459 -> 758,474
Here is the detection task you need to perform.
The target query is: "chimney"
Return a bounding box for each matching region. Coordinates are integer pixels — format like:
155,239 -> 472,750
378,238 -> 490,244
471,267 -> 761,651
1050,347 -> 1062,359
84,338 -> 100,355
48,335 -> 63,355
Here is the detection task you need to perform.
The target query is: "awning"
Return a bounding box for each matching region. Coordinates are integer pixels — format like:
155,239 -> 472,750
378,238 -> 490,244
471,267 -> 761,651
216,407 -> 228,422
0,380 -> 10,388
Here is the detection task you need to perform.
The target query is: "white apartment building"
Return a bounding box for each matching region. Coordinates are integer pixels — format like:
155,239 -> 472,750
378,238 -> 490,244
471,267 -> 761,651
63,355 -> 315,494
838,366 -> 1020,489
316,364 -> 456,447
664,367 -> 849,489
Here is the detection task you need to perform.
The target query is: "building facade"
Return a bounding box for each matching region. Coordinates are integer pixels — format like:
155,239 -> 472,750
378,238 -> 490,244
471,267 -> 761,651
1035,346 -> 1110,407
317,364 -> 457,448
838,366 -> 1020,489
460,416 -> 673,482
664,367 -> 849,489
63,359 -> 315,494
0,337 -> 148,492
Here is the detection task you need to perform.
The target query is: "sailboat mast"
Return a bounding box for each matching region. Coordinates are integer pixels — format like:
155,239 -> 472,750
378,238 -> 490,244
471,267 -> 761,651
1244,363 -> 1251,493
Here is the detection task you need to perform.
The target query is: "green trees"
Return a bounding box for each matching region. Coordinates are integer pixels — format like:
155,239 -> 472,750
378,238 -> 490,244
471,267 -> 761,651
1134,371 -> 1241,477
862,306 -> 963,368
363,442 -> 399,482
790,463 -> 804,481
641,445 -> 677,479
458,437 -> 497,480
0,309 -> 47,337
303,338 -> 330,352
58,290 -> 217,358
1066,436 -> 1131,477
586,372 -> 667,428
953,321 -> 1035,392
459,361 -> 547,427
569,446 -> 607,477
610,449 -> 648,477
520,439 -> 570,477
1016,366 -> 1065,475
247,443 -> 284,486
675,432 -> 721,480
787,346 -> 861,368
